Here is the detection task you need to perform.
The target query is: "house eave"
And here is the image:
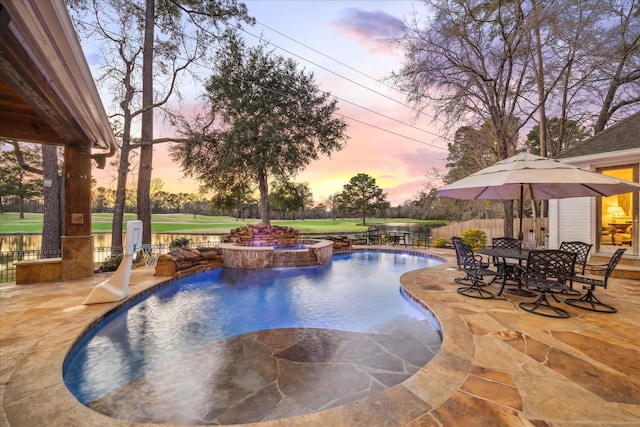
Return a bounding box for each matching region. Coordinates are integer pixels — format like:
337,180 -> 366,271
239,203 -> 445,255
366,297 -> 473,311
558,148 -> 640,169
0,0 -> 116,153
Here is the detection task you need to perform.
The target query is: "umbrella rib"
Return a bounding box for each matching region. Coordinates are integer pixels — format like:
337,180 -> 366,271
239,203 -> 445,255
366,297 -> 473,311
581,184 -> 608,197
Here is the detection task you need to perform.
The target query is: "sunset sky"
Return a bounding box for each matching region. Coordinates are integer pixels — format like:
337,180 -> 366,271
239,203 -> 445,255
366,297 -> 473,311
91,1 -> 450,206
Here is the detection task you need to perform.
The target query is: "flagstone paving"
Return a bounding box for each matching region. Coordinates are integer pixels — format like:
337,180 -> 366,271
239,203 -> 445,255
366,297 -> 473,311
1,247 -> 639,426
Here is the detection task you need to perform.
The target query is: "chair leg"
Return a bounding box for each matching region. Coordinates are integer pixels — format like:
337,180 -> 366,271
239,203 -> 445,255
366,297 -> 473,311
457,278 -> 494,299
559,281 -> 582,296
519,292 -> 570,318
454,272 -> 473,285
565,289 -> 617,313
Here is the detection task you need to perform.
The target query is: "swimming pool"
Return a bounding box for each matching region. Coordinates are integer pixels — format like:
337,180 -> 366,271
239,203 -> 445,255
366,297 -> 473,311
64,250 -> 443,423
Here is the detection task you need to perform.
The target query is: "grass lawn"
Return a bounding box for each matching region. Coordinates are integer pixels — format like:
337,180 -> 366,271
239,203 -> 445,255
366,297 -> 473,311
0,213 -> 444,235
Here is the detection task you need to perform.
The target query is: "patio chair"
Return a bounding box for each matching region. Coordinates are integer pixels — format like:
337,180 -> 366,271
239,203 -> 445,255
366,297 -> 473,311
451,237 -> 486,284
451,238 -> 498,299
564,248 -> 625,313
412,227 -> 430,248
489,237 -> 520,292
559,241 -> 592,274
365,226 -> 381,245
518,249 -> 577,318
559,241 -> 593,294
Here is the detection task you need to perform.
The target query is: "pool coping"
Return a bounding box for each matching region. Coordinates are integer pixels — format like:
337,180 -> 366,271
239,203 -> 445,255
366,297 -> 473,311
2,246 -> 639,426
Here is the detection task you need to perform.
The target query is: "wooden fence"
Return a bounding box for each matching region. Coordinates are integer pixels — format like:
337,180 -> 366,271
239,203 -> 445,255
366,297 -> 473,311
430,218 -> 549,248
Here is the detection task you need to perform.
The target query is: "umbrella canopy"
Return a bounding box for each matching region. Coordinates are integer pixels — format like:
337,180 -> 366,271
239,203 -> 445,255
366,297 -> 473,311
438,152 -> 640,249
438,152 -> 640,201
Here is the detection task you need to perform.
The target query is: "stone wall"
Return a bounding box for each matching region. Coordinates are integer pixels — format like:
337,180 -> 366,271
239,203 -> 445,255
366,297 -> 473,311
322,236 -> 352,251
224,223 -> 301,246
155,247 -> 224,278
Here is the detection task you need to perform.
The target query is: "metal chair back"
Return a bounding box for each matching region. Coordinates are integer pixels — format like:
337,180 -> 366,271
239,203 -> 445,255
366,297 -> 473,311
492,237 -> 519,250
413,227 -> 430,248
559,241 -> 593,274
452,237 -> 472,270
523,249 -> 576,284
451,237 -> 497,299
366,227 -> 381,245
599,248 -> 626,288
518,249 -> 577,318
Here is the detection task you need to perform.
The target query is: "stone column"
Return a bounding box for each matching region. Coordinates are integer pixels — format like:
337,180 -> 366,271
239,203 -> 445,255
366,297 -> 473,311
62,142 -> 94,279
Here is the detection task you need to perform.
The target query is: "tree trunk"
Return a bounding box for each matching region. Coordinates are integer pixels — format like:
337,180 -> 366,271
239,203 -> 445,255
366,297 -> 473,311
111,149 -> 129,254
112,111 -> 132,253
361,206 -> 366,226
532,0 -> 548,219
41,144 -> 61,255
258,169 -> 270,225
137,0 -> 155,245
504,200 -> 514,238
19,193 -> 24,219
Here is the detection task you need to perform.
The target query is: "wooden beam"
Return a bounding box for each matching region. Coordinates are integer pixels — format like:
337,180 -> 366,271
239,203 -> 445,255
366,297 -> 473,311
0,28 -> 86,146
0,115 -> 63,143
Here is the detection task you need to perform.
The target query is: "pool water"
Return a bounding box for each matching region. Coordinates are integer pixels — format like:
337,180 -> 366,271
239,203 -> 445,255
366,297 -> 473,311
64,251 -> 443,407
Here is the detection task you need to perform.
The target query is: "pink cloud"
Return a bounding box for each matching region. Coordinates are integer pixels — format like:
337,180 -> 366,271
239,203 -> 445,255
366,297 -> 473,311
332,8 -> 406,56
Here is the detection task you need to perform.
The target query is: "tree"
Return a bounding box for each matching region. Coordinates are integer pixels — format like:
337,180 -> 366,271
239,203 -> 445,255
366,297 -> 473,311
270,180 -> 313,220
394,1 -> 538,237
445,125 -> 499,185
0,144 -> 42,220
324,192 -> 341,220
209,182 -> 256,218
68,0 -> 253,251
1,141 -> 63,254
528,0 -> 639,137
525,117 -> 590,157
92,186 -> 116,213
171,37 -> 348,225
590,0 -> 640,132
338,173 -> 389,226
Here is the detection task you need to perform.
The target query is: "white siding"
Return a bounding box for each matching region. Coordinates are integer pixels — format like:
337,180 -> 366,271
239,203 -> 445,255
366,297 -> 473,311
554,197 -> 596,247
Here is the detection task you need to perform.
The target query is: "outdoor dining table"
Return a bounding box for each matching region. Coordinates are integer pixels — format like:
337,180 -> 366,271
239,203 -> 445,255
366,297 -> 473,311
477,247 -> 536,297
388,231 -> 411,246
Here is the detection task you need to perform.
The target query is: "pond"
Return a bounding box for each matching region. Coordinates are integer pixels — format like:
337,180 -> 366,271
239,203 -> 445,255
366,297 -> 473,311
0,233 -> 223,253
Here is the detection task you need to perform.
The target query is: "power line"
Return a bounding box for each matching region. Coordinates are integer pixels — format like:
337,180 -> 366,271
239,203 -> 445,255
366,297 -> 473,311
256,19 -> 438,123
73,16 -> 449,150
238,26 -> 448,148
336,113 -> 445,150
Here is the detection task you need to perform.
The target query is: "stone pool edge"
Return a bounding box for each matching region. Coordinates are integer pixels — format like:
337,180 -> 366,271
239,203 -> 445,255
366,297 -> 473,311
3,247 -> 470,427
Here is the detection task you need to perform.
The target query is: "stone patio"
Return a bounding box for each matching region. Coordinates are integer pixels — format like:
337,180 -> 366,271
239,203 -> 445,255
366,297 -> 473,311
1,247 -> 639,426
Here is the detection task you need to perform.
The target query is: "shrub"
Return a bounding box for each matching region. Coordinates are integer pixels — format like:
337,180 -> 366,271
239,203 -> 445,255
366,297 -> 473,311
461,228 -> 487,250
169,237 -> 191,250
431,237 -> 450,248
98,253 -> 124,272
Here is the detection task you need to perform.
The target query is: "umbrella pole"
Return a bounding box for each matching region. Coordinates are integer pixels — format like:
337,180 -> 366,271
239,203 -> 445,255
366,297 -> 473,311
518,185 -> 524,253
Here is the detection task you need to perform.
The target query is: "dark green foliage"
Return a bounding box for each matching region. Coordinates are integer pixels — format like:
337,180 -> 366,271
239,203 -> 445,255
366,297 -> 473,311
338,173 -> 389,226
169,237 -> 191,250
98,253 -> 124,272
170,36 -> 348,225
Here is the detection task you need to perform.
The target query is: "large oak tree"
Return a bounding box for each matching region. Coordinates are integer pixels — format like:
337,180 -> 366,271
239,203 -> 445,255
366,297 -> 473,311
171,38 -> 348,225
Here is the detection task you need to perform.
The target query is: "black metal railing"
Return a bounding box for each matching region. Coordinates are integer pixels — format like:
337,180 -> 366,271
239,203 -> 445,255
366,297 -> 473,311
0,249 -> 62,283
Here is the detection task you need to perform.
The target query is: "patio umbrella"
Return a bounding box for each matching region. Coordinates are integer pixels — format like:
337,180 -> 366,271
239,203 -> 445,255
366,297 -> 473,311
438,152 -> 640,250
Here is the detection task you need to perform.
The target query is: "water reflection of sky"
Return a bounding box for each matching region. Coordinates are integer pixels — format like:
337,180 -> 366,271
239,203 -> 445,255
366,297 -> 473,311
63,251 -> 442,404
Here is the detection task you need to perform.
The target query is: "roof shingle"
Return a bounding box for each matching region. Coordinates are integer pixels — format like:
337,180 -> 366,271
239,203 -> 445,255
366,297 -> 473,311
555,112 -> 640,159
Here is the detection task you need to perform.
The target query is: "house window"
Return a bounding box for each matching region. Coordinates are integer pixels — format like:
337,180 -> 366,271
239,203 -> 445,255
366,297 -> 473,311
598,165 -> 638,256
